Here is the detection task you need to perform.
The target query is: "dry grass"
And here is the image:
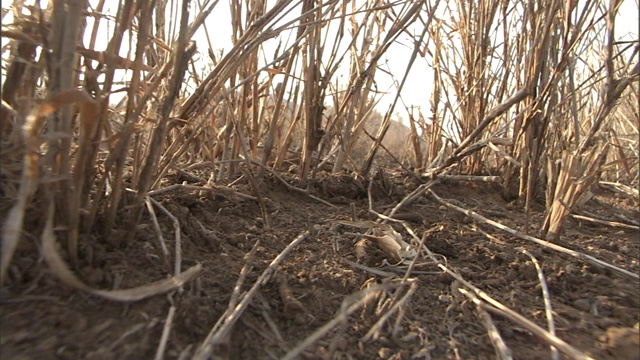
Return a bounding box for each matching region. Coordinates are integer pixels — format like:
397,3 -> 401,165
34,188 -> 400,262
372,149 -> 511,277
1,0 -> 638,356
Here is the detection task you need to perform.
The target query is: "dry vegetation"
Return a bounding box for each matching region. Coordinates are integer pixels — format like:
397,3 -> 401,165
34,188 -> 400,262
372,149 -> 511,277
1,0 -> 639,359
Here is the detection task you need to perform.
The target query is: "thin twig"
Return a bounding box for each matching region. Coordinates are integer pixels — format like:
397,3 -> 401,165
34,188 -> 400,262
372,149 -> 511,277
145,197 -> 171,269
398,218 -> 593,360
361,280 -> 417,342
154,305 -> 177,360
147,183 -> 257,201
437,175 -> 502,182
570,213 -> 640,230
249,159 -> 337,208
147,197 -> 182,278
459,287 -> 593,360
428,190 -> 639,280
282,281 -> 404,360
198,239 -> 261,344
520,249 -> 559,360
476,305 -> 513,360
193,230 -> 311,360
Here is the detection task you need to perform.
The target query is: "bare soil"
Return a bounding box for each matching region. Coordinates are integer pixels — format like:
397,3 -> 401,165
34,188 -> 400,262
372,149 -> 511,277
1,169 -> 639,359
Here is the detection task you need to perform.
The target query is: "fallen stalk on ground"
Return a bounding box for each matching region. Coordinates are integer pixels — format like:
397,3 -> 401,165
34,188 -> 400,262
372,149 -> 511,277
520,249 -> 559,360
570,213 -> 640,230
193,230 -> 311,359
396,220 -> 595,360
282,280 -> 410,360
428,190 -> 639,281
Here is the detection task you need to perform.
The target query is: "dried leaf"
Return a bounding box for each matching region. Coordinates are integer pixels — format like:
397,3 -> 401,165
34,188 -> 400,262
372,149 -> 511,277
3,90 -> 106,285
369,227 -> 417,263
334,221 -> 417,263
41,202 -> 202,302
374,232 -> 404,262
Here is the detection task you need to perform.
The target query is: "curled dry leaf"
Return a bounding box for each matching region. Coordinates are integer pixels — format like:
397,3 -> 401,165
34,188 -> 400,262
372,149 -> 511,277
332,220 -> 417,264
41,202 -> 202,302
373,232 -> 404,262
370,226 -> 417,264
1,89 -> 98,285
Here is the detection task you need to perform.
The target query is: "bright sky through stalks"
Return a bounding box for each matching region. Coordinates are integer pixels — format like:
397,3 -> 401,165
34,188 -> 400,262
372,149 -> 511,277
1,0 -> 638,120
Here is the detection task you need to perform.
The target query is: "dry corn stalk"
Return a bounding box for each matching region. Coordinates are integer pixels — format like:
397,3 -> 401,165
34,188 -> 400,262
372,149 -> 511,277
541,147 -> 609,241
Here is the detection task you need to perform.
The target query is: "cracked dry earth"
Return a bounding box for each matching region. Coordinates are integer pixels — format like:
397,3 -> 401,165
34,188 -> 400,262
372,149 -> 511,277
1,168 -> 639,359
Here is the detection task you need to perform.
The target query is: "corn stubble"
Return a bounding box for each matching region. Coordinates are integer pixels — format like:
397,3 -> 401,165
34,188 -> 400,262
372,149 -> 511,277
1,0 -> 637,328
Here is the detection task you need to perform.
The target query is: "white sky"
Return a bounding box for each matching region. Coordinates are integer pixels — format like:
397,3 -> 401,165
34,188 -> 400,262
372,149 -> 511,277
2,0 -> 638,118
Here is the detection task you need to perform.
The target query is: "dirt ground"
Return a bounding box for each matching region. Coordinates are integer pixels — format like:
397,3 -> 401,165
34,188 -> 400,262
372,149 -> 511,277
1,168 -> 639,359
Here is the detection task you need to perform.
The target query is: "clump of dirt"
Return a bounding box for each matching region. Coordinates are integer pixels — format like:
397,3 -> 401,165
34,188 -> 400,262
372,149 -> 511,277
1,169 -> 639,359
